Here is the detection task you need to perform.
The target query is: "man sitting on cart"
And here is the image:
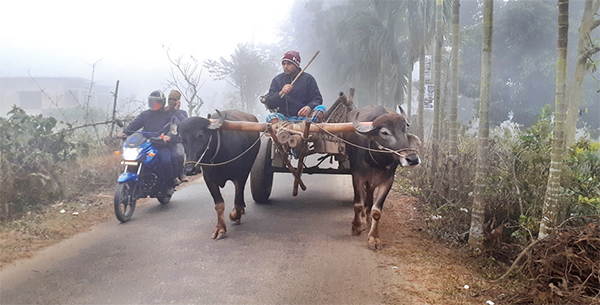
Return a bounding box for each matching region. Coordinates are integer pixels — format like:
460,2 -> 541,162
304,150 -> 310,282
264,50 -> 326,123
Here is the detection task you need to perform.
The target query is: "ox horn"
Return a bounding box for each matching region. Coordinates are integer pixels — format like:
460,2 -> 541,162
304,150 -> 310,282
397,105 -> 411,126
208,109 -> 226,130
352,112 -> 375,134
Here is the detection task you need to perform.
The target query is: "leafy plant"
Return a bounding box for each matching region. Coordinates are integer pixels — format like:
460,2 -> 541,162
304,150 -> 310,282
564,139 -> 600,215
0,107 -> 89,220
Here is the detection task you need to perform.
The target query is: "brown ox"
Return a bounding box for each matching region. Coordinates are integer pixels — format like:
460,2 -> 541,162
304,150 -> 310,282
345,105 -> 421,249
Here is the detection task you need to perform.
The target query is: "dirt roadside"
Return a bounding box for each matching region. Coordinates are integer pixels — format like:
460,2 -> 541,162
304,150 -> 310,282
1,185 -> 502,304
378,191 -> 503,304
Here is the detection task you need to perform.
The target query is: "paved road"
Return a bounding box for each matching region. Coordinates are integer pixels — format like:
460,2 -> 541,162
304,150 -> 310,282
0,172 -> 390,304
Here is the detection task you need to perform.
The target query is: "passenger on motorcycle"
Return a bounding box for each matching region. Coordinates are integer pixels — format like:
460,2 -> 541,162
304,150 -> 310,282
166,90 -> 189,184
118,90 -> 177,195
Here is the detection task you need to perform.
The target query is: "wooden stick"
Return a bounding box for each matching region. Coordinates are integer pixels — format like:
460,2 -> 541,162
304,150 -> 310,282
293,120 -> 312,196
280,51 -> 320,98
267,125 -> 306,192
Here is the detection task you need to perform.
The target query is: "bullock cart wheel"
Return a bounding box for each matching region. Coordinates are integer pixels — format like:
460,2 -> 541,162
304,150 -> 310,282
114,181 -> 137,222
251,138 -> 274,203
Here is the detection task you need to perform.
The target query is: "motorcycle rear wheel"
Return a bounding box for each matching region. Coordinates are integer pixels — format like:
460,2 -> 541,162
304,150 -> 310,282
114,181 -> 137,222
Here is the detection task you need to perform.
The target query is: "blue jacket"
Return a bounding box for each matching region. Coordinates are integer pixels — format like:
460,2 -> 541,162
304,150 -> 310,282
265,70 -> 323,117
123,109 -> 174,137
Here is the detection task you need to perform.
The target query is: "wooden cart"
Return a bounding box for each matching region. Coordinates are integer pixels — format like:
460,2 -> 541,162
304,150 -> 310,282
235,89 -> 358,202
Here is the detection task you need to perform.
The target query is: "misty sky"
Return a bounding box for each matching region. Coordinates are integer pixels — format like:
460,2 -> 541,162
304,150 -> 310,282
1,0 -> 293,103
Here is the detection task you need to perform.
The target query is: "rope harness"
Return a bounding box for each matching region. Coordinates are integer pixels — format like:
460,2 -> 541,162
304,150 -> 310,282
183,122 -> 417,170
185,130 -> 267,168
313,123 -> 418,161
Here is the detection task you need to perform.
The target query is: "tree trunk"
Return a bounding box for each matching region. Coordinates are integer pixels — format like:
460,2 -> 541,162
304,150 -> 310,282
449,0 -> 460,198
565,0 -> 600,146
418,45 -> 425,140
408,52 -> 414,118
433,1 -> 443,146
430,0 -> 444,184
539,0 -> 569,239
469,0 -> 493,247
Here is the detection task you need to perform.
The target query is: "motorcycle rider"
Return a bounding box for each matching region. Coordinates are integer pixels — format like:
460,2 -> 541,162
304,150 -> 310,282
119,90 -> 176,195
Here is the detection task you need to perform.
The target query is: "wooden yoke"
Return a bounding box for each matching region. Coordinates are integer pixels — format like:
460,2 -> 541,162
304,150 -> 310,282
207,118 -> 375,196
211,120 -> 369,134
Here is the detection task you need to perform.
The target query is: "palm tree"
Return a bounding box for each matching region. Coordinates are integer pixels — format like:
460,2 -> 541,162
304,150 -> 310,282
539,0 -> 569,239
340,1 -> 410,107
431,0 -> 444,180
565,0 -> 600,146
418,46 -> 426,140
410,0 -> 436,142
406,0 -> 426,118
469,0 -> 493,247
449,0 -> 460,197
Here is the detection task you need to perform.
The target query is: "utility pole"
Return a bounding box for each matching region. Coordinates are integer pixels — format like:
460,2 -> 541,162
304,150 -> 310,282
109,80 -> 120,138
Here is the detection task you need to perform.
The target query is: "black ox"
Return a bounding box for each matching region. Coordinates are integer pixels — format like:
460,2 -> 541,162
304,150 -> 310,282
178,110 -> 260,239
346,105 -> 421,249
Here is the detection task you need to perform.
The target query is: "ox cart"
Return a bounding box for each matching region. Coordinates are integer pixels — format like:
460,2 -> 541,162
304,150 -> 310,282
181,88 -> 421,247
209,89 -> 359,202
250,89 -> 359,202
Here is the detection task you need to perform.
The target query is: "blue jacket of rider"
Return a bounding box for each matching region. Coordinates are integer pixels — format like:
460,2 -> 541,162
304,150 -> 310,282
123,109 -> 174,137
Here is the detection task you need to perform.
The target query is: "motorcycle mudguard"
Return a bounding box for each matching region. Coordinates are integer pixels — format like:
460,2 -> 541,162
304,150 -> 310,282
117,172 -> 138,183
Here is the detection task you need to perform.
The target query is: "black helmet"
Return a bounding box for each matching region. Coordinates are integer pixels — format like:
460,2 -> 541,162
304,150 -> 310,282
148,90 -> 166,110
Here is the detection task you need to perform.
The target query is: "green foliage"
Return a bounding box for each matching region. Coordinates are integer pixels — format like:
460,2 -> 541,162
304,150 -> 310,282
0,107 -> 89,220
411,104 -> 599,252
564,139 -> 600,215
280,0 -> 414,107
510,214 -> 539,242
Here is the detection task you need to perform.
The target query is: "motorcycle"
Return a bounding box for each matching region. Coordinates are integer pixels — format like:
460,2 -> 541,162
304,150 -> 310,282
114,131 -> 174,222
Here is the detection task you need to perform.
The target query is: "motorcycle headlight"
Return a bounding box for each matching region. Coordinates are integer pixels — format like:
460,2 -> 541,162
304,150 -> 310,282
122,147 -> 142,161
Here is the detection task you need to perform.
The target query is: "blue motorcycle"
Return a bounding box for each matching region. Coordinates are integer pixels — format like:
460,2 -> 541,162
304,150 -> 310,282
114,131 -> 173,222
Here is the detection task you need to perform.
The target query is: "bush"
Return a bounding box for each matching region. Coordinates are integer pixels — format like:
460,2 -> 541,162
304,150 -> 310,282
408,105 -> 600,260
0,107 -> 90,220
564,139 -> 600,218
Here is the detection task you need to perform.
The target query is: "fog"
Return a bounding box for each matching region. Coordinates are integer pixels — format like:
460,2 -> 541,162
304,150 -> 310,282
0,0 -> 294,117
2,0 -> 598,132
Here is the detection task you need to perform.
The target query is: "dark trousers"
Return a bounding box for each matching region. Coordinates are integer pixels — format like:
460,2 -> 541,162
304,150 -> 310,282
156,147 -> 175,188
172,143 -> 185,179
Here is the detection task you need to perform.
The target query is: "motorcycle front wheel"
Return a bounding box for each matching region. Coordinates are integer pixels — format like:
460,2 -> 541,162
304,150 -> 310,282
114,181 -> 137,222
157,192 -> 171,205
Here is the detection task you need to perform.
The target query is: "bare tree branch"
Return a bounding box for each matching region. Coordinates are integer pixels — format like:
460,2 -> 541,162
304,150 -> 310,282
164,46 -> 205,116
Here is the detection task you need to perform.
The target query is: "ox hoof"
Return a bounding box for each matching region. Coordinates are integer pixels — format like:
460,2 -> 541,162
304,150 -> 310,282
368,237 -> 382,250
211,228 -> 227,240
352,224 -> 365,236
229,208 -> 244,224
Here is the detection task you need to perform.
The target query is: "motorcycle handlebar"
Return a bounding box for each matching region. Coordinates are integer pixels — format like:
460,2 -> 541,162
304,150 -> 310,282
117,131 -> 169,144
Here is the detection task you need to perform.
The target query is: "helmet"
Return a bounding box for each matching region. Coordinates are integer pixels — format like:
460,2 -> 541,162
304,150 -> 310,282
148,90 -> 166,110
